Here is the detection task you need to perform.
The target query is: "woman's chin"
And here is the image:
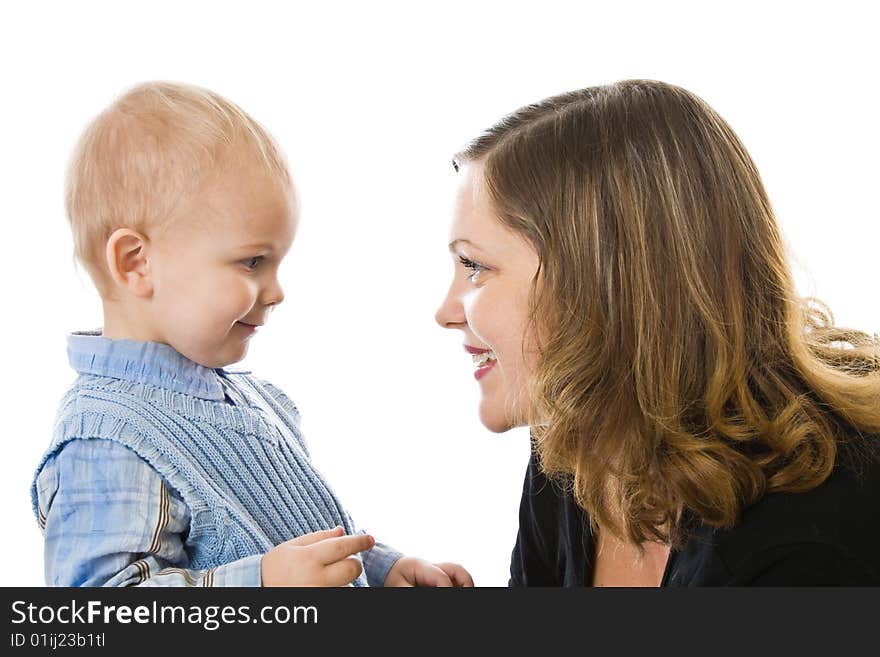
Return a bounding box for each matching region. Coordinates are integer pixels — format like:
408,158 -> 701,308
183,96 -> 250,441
478,401 -> 515,434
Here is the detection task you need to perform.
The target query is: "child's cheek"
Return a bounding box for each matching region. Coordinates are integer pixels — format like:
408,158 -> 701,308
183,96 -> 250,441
227,278 -> 258,317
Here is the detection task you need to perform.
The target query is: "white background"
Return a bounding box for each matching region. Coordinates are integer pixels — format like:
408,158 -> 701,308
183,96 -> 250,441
1,0 -> 877,587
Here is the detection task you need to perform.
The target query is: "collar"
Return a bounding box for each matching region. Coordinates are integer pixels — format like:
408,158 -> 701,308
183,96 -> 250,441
67,330 -> 229,401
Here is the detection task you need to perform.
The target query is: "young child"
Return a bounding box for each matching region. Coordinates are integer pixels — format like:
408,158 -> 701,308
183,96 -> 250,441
32,81 -> 473,588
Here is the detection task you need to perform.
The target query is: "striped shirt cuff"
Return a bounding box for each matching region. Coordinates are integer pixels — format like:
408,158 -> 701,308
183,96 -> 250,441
211,554 -> 264,587
363,542 -> 404,587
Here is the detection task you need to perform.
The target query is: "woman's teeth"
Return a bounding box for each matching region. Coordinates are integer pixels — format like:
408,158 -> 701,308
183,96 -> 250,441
472,350 -> 497,366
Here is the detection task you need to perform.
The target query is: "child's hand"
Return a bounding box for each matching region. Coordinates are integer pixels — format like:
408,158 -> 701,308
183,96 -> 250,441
261,526 -> 374,586
384,556 -> 475,587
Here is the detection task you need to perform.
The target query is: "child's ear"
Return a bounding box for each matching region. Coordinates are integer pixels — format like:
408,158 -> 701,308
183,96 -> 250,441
105,228 -> 153,298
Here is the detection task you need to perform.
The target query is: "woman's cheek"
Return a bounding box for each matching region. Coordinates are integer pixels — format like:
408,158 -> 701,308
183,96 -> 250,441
464,287 -> 503,332
461,287 -> 481,320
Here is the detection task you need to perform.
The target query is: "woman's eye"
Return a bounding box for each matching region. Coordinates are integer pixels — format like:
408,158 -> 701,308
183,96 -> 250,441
458,255 -> 487,281
242,256 -> 264,271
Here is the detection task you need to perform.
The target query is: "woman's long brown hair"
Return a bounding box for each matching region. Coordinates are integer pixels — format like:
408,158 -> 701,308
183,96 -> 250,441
454,80 -> 880,547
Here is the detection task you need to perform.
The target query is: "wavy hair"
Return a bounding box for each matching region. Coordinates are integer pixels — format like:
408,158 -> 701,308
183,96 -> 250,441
453,80 -> 880,547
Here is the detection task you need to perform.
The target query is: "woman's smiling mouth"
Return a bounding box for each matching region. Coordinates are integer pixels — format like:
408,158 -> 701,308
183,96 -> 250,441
465,344 -> 498,380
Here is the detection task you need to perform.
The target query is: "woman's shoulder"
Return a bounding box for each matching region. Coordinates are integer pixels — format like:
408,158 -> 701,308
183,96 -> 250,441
511,448 -> 594,586
692,430 -> 880,584
735,430 -> 879,537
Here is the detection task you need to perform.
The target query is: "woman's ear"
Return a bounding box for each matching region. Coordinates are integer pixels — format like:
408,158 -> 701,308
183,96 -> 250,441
105,228 -> 153,298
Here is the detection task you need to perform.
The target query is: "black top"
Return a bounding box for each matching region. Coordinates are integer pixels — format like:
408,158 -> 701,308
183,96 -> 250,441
509,433 -> 880,586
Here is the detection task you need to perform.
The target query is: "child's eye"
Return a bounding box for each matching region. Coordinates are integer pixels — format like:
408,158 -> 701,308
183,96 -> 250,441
242,256 -> 264,271
458,255 -> 487,282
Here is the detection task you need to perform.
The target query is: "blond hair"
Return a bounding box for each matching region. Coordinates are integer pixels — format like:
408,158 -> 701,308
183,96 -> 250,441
454,80 -> 880,548
65,81 -> 290,289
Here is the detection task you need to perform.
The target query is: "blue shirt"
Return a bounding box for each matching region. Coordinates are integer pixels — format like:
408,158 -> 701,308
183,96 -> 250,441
32,331 -> 402,587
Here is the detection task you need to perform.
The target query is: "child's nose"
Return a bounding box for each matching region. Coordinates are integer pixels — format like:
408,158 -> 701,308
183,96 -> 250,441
263,278 -> 285,307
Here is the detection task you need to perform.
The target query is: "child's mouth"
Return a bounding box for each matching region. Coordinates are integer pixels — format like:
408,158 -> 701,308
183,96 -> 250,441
236,321 -> 260,336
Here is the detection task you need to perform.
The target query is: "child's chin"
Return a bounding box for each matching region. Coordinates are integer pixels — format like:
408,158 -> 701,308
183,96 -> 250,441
191,346 -> 247,369
219,348 -> 248,368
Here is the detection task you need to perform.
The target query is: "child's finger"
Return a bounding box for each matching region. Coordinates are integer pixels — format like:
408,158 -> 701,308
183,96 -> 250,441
323,556 -> 364,586
284,526 -> 344,547
436,563 -> 475,587
316,533 -> 375,564
416,564 -> 453,587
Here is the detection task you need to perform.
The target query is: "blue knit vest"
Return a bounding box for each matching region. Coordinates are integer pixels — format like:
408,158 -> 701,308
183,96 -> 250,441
33,359 -> 367,586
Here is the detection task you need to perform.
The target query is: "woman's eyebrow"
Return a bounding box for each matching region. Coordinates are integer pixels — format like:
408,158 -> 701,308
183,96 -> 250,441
448,238 -> 477,252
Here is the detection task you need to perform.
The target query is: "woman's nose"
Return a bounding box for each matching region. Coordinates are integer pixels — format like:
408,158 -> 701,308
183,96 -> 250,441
435,285 -> 466,329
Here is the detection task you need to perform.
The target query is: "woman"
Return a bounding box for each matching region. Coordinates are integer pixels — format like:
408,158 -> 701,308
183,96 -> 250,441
435,80 -> 880,586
